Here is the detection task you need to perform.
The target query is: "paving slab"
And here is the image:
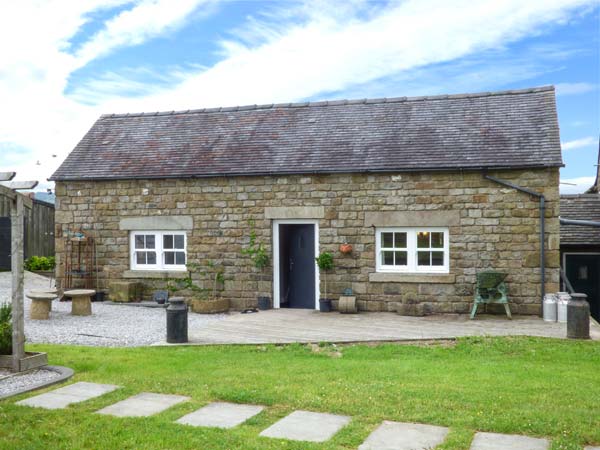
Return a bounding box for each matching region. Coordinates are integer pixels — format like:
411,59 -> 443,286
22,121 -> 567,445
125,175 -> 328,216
471,432 -> 549,450
584,447 -> 600,450
16,382 -> 119,410
358,421 -> 449,450
96,392 -> 189,417
259,410 -> 351,443
176,402 -> 264,429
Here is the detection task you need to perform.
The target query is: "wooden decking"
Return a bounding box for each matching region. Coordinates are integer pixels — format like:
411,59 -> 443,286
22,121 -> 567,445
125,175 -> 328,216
187,309 -> 600,345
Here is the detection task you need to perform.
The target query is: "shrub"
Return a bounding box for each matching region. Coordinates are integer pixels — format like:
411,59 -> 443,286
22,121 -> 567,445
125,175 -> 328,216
0,302 -> 11,355
24,255 -> 55,271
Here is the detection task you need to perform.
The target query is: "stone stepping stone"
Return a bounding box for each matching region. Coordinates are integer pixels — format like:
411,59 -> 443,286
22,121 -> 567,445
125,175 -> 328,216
97,392 -> 189,418
259,410 -> 351,443
471,432 -> 549,450
585,447 -> 600,450
176,402 -> 264,429
16,382 -> 119,410
358,421 -> 449,450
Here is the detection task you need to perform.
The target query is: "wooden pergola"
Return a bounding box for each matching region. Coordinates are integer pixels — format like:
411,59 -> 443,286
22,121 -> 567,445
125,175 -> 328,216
0,172 -> 39,372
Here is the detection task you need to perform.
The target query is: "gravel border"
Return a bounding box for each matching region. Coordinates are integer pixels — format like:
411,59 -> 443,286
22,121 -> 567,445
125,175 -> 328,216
0,365 -> 74,400
1,271 -> 226,347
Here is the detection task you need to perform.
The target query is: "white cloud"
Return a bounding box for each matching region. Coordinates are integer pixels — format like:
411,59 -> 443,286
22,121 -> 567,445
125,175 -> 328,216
102,0 -> 597,112
562,136 -> 597,150
74,0 -> 212,68
560,176 -> 596,194
555,82 -> 597,95
0,0 -> 596,189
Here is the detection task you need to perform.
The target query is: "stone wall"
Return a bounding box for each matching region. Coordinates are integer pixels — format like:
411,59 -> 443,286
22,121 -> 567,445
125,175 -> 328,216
54,168 -> 560,314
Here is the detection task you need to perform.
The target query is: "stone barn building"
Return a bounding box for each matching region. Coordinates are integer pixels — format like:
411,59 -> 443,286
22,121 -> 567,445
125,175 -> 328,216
50,86 -> 562,314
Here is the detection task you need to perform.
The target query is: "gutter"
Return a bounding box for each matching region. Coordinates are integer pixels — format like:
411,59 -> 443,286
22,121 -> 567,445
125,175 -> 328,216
484,174 -> 546,307
48,163 -> 564,183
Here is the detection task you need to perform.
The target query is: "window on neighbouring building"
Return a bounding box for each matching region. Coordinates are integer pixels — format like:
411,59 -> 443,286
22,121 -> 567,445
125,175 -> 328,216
130,231 -> 187,270
375,228 -> 449,273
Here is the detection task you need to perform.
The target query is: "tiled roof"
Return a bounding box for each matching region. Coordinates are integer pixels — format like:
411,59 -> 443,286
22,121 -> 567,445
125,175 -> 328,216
50,86 -> 563,181
560,195 -> 600,246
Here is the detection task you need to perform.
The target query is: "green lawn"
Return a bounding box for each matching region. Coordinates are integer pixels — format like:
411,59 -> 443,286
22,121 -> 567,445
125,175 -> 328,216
1,337 -> 599,450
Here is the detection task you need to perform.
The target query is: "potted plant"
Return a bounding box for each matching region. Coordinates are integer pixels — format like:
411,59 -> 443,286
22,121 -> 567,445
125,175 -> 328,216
24,255 -> 55,278
315,251 -> 334,312
241,220 -> 271,309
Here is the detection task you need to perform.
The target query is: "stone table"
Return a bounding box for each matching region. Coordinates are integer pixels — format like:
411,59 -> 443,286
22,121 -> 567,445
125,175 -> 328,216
64,289 -> 95,316
26,292 -> 56,320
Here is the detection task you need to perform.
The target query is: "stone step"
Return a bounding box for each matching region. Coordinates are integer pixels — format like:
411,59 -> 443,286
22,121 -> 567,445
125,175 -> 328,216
470,432 -> 549,450
16,382 -> 120,410
259,410 -> 351,443
96,392 -> 189,417
359,421 -> 449,450
176,402 -> 264,429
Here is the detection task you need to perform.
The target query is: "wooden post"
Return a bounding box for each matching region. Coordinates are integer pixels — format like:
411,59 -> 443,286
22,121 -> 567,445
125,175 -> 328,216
11,194 -> 25,371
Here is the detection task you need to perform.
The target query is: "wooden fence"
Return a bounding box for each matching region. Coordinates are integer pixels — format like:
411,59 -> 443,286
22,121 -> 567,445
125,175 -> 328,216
0,195 -> 54,269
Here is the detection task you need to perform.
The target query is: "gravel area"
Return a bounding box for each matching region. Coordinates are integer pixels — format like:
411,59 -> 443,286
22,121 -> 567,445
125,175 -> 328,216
0,272 -> 226,347
0,368 -> 61,397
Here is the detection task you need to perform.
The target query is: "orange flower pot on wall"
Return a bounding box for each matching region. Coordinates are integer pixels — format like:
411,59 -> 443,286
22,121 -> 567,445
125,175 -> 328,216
339,243 -> 353,254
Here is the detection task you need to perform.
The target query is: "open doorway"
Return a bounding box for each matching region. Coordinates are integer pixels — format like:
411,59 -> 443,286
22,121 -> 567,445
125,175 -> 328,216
273,221 -> 319,309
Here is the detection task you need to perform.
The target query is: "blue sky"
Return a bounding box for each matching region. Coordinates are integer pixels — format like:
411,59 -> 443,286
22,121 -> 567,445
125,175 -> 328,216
0,0 -> 598,192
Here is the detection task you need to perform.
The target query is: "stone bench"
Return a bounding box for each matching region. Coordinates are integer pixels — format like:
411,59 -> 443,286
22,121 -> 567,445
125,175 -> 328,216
27,292 -> 57,320
64,289 -> 95,316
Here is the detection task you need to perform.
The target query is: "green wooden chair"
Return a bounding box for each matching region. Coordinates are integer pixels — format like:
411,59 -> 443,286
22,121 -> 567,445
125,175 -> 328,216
470,271 -> 511,319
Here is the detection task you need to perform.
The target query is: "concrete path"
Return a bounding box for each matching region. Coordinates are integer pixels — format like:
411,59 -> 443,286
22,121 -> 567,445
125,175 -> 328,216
176,402 -> 264,429
584,447 -> 600,450
16,382 -> 119,410
96,392 -> 189,417
186,309 -> 598,345
470,432 -> 549,450
259,410 -> 351,442
358,421 -> 449,450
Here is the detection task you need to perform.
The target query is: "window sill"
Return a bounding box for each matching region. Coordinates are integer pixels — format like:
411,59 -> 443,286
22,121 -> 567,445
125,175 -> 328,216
123,270 -> 187,279
369,272 -> 455,284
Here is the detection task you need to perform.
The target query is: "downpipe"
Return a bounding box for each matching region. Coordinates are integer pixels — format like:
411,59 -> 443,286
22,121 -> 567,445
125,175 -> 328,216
483,174 -> 546,307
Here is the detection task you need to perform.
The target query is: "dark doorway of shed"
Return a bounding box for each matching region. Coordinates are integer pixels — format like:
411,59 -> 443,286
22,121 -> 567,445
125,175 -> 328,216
0,217 -> 10,270
565,253 -> 600,322
278,224 -> 315,309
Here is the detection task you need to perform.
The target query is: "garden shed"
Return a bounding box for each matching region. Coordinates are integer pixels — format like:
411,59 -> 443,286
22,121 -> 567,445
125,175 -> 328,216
0,192 -> 55,271
50,86 -> 562,315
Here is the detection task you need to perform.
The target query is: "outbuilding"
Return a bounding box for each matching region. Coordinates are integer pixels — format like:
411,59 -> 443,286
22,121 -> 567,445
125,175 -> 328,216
50,86 -> 562,314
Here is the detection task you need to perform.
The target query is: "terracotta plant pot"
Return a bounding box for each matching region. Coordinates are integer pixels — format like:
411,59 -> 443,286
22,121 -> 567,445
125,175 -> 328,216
191,298 -> 229,314
339,243 -> 353,254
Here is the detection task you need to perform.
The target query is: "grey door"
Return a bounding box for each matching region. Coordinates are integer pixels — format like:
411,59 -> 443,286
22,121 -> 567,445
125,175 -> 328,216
0,217 -> 10,271
565,254 -> 600,322
279,224 -> 315,309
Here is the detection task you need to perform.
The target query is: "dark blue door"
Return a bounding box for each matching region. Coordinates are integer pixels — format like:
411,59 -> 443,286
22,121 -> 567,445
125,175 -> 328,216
279,224 -> 315,309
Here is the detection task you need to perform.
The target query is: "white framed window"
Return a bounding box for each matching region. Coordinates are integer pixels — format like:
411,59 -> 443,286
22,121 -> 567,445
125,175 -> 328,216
376,227 -> 449,273
130,231 -> 187,271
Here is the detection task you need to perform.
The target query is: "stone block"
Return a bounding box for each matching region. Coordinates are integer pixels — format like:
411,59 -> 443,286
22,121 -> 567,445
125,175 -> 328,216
109,281 -> 141,302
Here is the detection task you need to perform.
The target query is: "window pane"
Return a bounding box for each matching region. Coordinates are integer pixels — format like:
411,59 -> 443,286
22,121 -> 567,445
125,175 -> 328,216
163,234 -> 173,249
382,251 -> 394,265
431,232 -> 444,248
136,251 -> 146,264
164,252 -> 175,265
432,251 -> 444,266
394,232 -> 407,248
175,252 -> 186,265
147,252 -> 156,264
146,235 -> 155,249
417,251 -> 430,266
417,232 -> 430,248
174,235 -> 185,249
382,232 -> 393,248
394,251 -> 407,266
135,235 -> 144,249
